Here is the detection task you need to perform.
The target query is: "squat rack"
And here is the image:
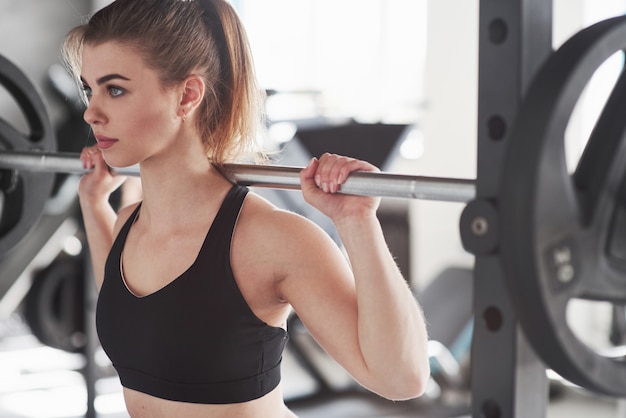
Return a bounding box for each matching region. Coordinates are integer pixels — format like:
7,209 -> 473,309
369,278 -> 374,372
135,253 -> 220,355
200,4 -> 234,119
469,0 -> 551,416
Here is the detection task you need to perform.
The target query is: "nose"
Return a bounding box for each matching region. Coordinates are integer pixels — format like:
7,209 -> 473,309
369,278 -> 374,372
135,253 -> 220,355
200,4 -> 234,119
83,99 -> 106,126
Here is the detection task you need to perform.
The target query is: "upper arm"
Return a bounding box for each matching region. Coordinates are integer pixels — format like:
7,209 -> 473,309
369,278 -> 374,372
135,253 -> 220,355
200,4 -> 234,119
271,213 -> 370,384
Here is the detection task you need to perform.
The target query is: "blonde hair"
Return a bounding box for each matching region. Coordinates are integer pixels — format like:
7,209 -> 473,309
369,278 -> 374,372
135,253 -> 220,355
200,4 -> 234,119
62,0 -> 265,165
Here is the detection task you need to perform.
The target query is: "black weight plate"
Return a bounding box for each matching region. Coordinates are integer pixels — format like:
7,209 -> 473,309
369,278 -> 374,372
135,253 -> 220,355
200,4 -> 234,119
25,257 -> 85,353
0,54 -> 56,256
500,16 -> 626,396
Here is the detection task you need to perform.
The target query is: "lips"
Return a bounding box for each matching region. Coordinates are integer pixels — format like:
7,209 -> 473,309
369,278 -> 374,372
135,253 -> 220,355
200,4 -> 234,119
94,134 -> 118,150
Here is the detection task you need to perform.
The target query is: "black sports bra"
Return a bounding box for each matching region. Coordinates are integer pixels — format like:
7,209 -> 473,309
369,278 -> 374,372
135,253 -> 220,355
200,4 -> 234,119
96,185 -> 289,404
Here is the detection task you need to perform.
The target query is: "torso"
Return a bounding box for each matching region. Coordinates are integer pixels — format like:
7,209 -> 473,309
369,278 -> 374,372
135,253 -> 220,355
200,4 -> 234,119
109,184 -> 298,417
120,187 -> 290,328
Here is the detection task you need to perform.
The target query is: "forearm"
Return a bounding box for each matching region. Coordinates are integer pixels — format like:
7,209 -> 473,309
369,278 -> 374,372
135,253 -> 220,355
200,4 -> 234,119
335,214 -> 430,399
79,195 -> 117,289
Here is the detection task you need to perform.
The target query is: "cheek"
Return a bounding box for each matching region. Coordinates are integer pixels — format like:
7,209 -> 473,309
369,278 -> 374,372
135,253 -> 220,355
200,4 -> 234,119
127,102 -> 177,141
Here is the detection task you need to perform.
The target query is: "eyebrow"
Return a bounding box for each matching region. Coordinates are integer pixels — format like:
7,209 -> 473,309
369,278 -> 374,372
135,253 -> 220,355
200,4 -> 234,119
80,73 -> 130,86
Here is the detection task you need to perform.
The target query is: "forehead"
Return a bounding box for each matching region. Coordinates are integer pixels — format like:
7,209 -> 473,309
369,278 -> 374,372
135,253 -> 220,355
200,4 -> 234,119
81,41 -> 151,82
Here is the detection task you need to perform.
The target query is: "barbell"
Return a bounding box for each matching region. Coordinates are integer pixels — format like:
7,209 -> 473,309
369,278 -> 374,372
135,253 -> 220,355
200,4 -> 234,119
0,47 -> 474,259
3,13 -> 626,401
0,150 -> 476,202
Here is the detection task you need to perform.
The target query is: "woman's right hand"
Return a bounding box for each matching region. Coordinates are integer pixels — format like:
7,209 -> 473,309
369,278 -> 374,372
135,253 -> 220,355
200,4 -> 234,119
79,145 -> 127,204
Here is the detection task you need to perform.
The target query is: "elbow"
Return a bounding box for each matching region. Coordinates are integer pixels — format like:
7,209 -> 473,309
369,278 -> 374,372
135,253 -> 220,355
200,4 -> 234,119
392,346 -> 432,400
393,364 -> 431,400
370,362 -> 431,401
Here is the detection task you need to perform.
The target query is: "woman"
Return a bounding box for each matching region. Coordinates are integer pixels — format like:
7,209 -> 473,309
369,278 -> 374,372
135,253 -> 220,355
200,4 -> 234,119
67,0 -> 429,416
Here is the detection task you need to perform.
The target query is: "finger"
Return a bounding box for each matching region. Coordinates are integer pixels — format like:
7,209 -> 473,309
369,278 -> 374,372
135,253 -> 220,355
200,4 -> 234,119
329,156 -> 358,191
316,153 -> 341,193
80,147 -> 95,169
300,157 -> 320,191
92,150 -> 109,172
321,154 -> 364,193
325,157 -> 346,193
340,159 -> 379,183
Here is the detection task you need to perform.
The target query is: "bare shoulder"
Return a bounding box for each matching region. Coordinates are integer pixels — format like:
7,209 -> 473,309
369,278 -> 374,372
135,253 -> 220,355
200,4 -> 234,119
237,192 -> 334,249
233,192 -> 345,278
234,192 -> 351,294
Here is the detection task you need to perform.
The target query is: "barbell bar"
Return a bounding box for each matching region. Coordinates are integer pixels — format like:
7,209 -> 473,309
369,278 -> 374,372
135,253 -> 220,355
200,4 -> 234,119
0,150 -> 475,202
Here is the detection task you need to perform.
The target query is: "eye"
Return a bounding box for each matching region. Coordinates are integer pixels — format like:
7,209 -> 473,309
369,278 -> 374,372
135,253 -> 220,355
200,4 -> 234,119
107,85 -> 125,97
81,84 -> 93,100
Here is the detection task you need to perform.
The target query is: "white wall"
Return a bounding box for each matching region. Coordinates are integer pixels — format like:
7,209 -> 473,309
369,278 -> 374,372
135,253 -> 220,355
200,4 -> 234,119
240,0 -> 427,124
408,0 -> 478,289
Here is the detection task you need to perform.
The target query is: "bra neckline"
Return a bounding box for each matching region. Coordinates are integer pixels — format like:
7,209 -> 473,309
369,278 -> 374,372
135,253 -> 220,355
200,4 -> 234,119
119,251 -> 196,299
118,201 -> 211,299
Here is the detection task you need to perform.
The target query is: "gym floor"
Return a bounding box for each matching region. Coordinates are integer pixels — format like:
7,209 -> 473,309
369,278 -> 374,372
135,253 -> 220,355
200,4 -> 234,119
0,313 -> 621,418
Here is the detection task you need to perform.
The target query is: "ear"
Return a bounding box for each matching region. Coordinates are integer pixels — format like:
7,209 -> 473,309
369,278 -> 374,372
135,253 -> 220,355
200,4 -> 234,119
179,74 -> 204,116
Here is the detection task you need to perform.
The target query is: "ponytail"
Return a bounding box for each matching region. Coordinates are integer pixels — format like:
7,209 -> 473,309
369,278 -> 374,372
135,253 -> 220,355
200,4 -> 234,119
198,0 -> 265,165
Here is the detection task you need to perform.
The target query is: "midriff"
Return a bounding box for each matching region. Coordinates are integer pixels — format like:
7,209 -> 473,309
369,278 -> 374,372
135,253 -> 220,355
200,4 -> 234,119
123,384 -> 297,418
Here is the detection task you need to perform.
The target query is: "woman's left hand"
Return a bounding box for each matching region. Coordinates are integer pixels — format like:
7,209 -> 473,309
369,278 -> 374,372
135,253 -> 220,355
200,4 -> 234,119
300,153 -> 381,222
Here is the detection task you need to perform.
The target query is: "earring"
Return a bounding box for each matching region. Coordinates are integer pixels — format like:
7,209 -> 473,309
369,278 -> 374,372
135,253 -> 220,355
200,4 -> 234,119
181,110 -> 187,123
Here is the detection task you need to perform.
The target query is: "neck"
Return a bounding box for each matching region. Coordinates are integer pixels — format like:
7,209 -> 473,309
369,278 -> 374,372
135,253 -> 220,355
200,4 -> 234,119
135,144 -> 233,227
